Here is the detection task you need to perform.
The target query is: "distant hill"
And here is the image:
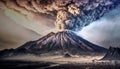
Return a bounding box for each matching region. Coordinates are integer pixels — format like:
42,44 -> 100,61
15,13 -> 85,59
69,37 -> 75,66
101,47 -> 120,60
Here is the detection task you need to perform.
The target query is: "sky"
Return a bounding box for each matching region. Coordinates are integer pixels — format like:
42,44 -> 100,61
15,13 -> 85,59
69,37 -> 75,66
0,1 -> 56,50
0,10 -> 40,50
0,0 -> 120,50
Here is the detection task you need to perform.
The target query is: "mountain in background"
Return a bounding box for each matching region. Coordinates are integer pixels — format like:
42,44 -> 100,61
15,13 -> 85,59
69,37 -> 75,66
0,31 -> 107,58
101,47 -> 120,60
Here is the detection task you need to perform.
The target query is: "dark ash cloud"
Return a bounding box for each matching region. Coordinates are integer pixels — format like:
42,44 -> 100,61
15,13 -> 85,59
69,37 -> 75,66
0,0 -> 120,31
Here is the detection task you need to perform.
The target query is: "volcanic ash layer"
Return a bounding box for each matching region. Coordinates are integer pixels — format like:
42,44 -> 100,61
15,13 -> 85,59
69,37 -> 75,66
0,30 -> 107,58
1,0 -> 120,31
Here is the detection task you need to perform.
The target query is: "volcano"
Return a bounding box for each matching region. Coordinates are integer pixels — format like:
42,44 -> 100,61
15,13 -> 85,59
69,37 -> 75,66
0,31 -> 106,58
101,47 -> 120,60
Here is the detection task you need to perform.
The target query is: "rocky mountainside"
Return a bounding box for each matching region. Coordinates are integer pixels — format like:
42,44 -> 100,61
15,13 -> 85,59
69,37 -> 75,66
101,47 -> 120,60
0,31 -> 107,58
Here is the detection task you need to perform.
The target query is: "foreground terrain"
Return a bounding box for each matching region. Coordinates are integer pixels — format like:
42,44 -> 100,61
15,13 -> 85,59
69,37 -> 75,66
0,55 -> 120,69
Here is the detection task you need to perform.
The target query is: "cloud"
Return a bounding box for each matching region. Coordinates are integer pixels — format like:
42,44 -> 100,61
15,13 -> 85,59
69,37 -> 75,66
0,5 -> 56,35
78,7 -> 120,48
0,0 -> 119,31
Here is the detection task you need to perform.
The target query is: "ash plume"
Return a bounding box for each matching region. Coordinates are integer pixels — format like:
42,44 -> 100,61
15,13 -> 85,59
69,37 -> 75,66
0,0 -> 120,31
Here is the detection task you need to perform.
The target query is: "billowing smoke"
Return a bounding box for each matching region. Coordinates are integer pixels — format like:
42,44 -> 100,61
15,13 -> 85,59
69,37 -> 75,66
0,0 -> 120,31
55,4 -> 81,31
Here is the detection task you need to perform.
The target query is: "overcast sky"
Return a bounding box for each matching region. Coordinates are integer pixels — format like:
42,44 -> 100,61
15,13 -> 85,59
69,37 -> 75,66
0,10 -> 40,50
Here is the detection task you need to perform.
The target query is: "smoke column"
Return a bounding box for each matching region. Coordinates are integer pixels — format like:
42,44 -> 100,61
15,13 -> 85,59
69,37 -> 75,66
0,0 -> 120,32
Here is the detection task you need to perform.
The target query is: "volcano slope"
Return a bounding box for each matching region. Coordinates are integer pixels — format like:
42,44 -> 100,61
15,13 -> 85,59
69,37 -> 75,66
0,31 -> 107,58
